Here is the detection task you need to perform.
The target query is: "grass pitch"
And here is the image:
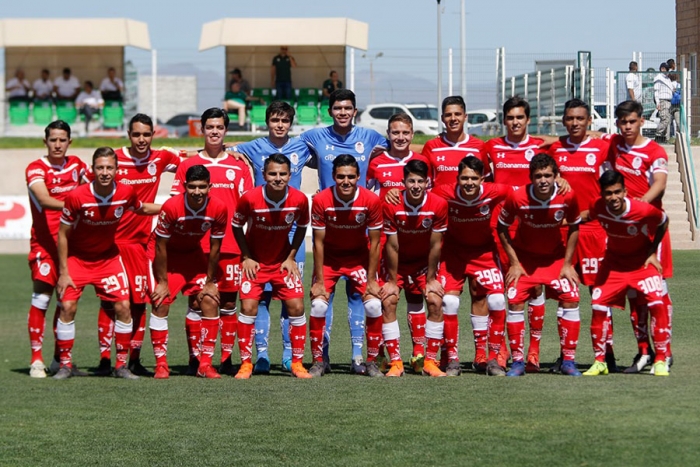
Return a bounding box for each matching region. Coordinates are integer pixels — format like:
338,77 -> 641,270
1,252 -> 699,466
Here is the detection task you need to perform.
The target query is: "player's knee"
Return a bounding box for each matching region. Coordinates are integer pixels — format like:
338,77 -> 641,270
113,300 -> 131,321
487,293 -> 506,312
363,298 -> 382,318
285,299 -> 305,317
199,295 -> 219,315
310,299 -> 329,318
529,291 -> 545,306
30,293 -> 51,310
441,294 -> 460,316
60,301 -> 77,320
186,308 -> 202,321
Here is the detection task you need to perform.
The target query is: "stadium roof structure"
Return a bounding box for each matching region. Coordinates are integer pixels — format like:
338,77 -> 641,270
0,18 -> 151,49
198,17 -> 368,51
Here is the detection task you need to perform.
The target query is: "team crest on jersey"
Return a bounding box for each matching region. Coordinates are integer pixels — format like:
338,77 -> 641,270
39,262 -> 51,277
554,209 -> 564,222
312,213 -> 320,222
241,281 -> 252,294
355,142 -> 364,154
201,221 -> 211,232
500,208 -> 508,218
591,287 -> 602,300
71,169 -> 78,182
285,212 -> 295,224
226,169 -> 236,181
421,218 -> 433,228
233,212 -> 245,223
114,206 -> 124,218
355,212 -> 366,224
147,162 -> 157,176
480,205 -> 490,216
627,225 -> 638,235
632,157 -> 643,170
507,287 -> 517,299
586,153 -> 597,166
525,149 -> 535,161
290,153 -> 299,165
641,224 -> 649,236
62,207 -> 70,217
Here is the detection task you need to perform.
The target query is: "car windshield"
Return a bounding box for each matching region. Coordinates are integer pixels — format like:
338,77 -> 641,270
409,107 -> 438,121
594,105 -> 607,119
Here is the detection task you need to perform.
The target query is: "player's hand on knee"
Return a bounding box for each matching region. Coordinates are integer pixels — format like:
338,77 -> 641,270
197,281 -> 220,306
151,281 -> 170,307
380,281 -> 399,300
56,273 -> 75,298
280,258 -> 301,281
242,258 -> 260,280
310,281 -> 329,302
506,264 -> 525,289
424,278 -> 445,298
559,264 -> 580,287
366,280 -> 382,299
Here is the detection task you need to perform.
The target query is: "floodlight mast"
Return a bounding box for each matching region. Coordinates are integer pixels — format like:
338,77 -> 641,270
437,0 -> 443,131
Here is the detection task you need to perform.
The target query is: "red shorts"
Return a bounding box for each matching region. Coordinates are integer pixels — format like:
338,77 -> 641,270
658,230 -> 673,278
61,255 -> 130,302
506,253 -> 579,304
379,260 -> 428,297
240,263 -> 304,301
312,260 -> 369,297
117,242 -> 149,304
28,246 -> 58,286
439,248 -> 504,296
154,251 -> 210,306
216,253 -> 242,293
591,265 -> 666,309
573,223 -> 607,286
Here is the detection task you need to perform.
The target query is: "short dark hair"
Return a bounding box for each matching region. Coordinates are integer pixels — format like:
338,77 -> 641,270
185,165 -> 210,183
329,70 -> 337,77
529,153 -> 558,177
92,147 -> 117,165
45,120 -> 71,139
62,67 -> 71,74
128,113 -> 154,132
41,68 -> 49,75
503,96 -> 530,118
266,101 -> 295,123
615,100 -> 644,120
264,153 -> 291,172
563,98 -> 590,117
200,107 -> 229,129
388,112 -> 413,129
332,154 -> 359,175
84,80 -> 94,89
599,169 -> 625,191
629,61 -> 638,69
231,68 -> 242,77
458,156 -> 484,177
403,160 -> 429,179
442,95 -> 466,113
329,89 -> 356,109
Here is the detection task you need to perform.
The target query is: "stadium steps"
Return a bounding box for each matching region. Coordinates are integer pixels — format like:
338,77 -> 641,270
663,145 -> 697,250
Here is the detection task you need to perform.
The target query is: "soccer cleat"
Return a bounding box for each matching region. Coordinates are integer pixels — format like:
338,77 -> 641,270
323,354 -> 332,374
376,354 -> 390,373
49,357 -> 61,375
185,357 -> 200,376
234,362 -> 253,380
497,345 -> 510,368
472,355 -> 488,373
386,361 -> 404,377
365,361 -> 384,378
410,354 -> 425,374
253,357 -> 271,375
281,358 -> 292,373
291,362 -> 312,379
197,364 -> 222,379
350,357 -> 366,375
651,361 -> 669,377
549,356 -> 563,374
605,352 -> 619,374
153,364 -> 170,379
114,367 -> 140,380
583,361 -> 609,376
486,359 -> 506,376
52,365 -> 73,380
506,361 -> 526,377
422,359 -> 447,377
94,358 -> 112,377
525,353 -> 540,373
623,353 -> 654,374
308,361 -> 326,378
70,365 -> 89,377
218,357 -> 236,376
560,360 -> 582,376
667,354 -> 674,367
445,360 -> 462,377
29,361 -> 47,378
128,360 -> 154,377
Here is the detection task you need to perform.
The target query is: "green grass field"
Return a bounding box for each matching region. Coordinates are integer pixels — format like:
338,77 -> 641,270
1,252 -> 699,466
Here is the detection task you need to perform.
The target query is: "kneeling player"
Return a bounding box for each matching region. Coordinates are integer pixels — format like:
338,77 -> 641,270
583,170 -> 671,376
149,165 -> 227,379
231,154 -> 311,379
380,160 -> 447,377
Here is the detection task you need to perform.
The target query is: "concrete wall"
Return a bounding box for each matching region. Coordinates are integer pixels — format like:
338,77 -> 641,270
138,75 -> 197,123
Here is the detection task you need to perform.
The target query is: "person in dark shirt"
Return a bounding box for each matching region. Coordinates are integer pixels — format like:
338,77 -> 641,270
271,46 -> 297,100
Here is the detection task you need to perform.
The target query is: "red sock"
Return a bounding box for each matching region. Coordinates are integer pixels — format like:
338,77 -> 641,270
487,309 -> 505,360
527,302 -> 545,358
114,320 -> 132,369
365,316 -> 383,362
129,305 -> 146,361
151,328 -> 168,366
185,311 -> 202,359
52,304 -> 61,358
288,316 -> 307,364
236,316 -> 255,364
560,308 -> 580,361
590,308 -> 608,362
471,314 -> 488,364
628,295 -> 651,354
56,319 -> 75,368
309,316 -> 325,362
219,311 -> 238,363
97,305 -> 116,360
604,311 -> 615,354
506,315 -> 525,362
426,337 -> 442,362
407,310 -> 426,356
199,317 -> 219,369
443,314 -> 459,362
425,320 -> 443,362
663,292 -> 673,356
383,321 -> 401,362
649,302 -> 670,362
28,305 -> 47,363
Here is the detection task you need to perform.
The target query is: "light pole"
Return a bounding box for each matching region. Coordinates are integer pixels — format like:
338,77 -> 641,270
437,0 -> 443,131
362,52 -> 384,104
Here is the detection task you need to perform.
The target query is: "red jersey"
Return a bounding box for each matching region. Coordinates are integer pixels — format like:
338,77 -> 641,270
589,197 -> 666,271
26,155 -> 87,250
311,186 -> 383,262
171,152 -> 253,254
382,191 -> 447,264
605,135 -> 668,208
232,185 -> 310,265
422,134 -> 489,187
433,182 -> 511,249
366,151 -> 430,199
154,193 -> 227,253
485,135 -> 545,187
60,183 -> 142,260
499,184 -> 580,258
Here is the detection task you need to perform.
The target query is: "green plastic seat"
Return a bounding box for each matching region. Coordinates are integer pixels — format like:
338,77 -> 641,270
319,103 -> 333,125
102,101 -> 124,129
297,104 -> 319,125
9,100 -> 30,125
296,88 -> 320,105
32,100 -> 54,125
251,88 -> 273,106
249,105 -> 268,127
55,100 -> 77,124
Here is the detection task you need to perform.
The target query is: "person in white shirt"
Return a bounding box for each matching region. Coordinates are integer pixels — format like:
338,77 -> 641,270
6,69 -> 31,101
32,69 -> 54,101
626,61 -> 642,102
99,67 -> 124,101
653,62 -> 674,143
54,68 -> 81,100
75,81 -> 104,133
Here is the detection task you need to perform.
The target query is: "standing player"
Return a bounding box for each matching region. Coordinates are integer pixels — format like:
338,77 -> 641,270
231,101 -> 313,373
432,157 -> 511,376
422,95 -> 489,188
583,170 -> 670,376
308,155 -> 384,377
497,154 -> 582,377
171,108 -> 253,375
300,89 -> 387,374
231,154 -> 312,379
149,165 -> 227,379
380,160 -> 447,377
53,147 -> 158,379
93,113 -> 183,377
26,120 -> 88,377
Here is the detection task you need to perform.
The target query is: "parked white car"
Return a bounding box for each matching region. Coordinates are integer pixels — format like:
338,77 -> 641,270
591,104 -> 659,137
356,103 -> 439,135
466,109 -> 498,135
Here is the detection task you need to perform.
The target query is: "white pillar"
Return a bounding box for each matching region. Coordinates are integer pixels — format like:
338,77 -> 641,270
151,49 -> 157,124
448,48 -> 453,96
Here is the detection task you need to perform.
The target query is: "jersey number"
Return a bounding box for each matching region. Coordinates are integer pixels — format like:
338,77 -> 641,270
581,257 -> 604,275
349,268 -> 368,284
549,279 -> 579,298
475,268 -> 504,289
101,272 -> 128,295
637,276 -> 663,295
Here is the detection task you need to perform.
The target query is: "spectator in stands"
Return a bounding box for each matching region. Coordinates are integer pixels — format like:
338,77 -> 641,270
271,46 -> 296,100
6,68 -> 31,102
75,81 -> 104,133
321,70 -> 343,101
653,62 -> 674,143
33,69 -> 53,101
667,58 -> 676,72
223,81 -> 263,128
54,68 -> 80,100
669,72 -> 681,137
626,61 -> 641,102
229,68 -> 251,95
99,67 -> 124,101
